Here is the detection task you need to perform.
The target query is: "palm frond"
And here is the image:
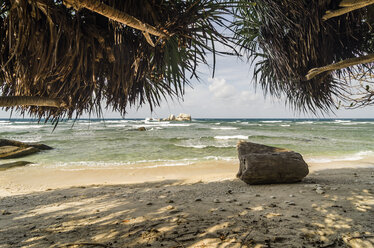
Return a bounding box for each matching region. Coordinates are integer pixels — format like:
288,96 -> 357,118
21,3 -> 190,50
233,0 -> 374,112
0,0 -> 237,122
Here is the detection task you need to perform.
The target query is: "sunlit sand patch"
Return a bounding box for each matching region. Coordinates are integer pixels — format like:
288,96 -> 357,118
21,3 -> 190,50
265,212 -> 283,218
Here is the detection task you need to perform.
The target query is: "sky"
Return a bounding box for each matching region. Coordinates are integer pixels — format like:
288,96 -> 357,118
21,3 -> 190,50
1,54 -> 374,119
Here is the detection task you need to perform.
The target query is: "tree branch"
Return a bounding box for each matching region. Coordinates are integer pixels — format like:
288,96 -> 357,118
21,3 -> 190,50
63,0 -> 168,41
322,0 -> 374,21
0,96 -> 68,108
306,53 -> 374,80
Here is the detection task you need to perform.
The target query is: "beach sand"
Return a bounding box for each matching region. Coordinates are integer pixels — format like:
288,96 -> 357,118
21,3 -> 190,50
0,160 -> 374,248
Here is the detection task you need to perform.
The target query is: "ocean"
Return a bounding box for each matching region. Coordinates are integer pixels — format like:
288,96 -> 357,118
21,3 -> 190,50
1,118 -> 374,169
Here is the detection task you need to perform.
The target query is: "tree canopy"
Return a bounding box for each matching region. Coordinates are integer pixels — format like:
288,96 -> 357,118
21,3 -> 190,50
234,0 -> 374,112
1,0 -> 374,122
1,0 -> 236,122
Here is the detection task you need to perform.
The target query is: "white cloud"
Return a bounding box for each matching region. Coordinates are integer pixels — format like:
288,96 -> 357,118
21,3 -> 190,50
2,54 -> 374,119
208,78 -> 236,99
237,90 -> 260,105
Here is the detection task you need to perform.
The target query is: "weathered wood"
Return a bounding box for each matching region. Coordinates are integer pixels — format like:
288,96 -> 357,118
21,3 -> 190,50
0,139 -> 53,159
306,53 -> 374,80
0,146 -> 40,159
0,139 -> 53,150
0,96 -> 67,108
0,161 -> 32,171
323,0 -> 374,21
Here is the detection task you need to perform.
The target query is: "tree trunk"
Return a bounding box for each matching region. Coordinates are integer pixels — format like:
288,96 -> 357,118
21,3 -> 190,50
323,0 -> 374,20
63,0 -> 167,39
306,53 -> 374,80
0,96 -> 67,108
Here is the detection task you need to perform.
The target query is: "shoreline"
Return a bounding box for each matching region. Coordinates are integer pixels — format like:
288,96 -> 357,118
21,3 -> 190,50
1,158 -> 374,196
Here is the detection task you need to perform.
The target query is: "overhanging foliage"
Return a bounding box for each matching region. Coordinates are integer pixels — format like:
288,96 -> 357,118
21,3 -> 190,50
0,0 -> 236,122
233,0 -> 374,112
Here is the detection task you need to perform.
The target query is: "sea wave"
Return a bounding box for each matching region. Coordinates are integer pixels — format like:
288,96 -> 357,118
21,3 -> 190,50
13,137 -> 43,143
149,127 -> 164,131
5,125 -> 45,129
260,120 -> 283,123
210,127 -> 238,130
306,150 -> 374,164
214,135 -> 248,140
296,121 -> 314,124
38,155 -> 238,169
334,120 -> 351,124
174,144 -> 235,149
133,122 -> 192,127
338,121 -> 374,126
203,156 -> 236,161
102,120 -> 129,124
47,159 -> 197,169
106,124 -> 128,128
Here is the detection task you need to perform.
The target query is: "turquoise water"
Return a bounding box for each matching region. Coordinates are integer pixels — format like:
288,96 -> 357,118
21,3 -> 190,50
1,118 -> 374,169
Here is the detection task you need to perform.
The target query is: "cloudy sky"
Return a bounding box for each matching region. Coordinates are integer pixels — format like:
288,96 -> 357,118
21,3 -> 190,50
1,54 -> 374,119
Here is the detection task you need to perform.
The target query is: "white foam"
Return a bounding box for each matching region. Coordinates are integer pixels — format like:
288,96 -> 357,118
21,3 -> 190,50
210,127 -> 238,130
280,124 -> 291,127
141,162 -> 193,168
130,122 -> 191,128
18,137 -> 43,143
175,144 -> 207,149
6,125 -> 44,129
214,135 -> 248,140
297,121 -> 314,124
107,124 -> 128,128
149,127 -> 164,131
102,120 -> 128,124
160,123 -> 192,127
204,156 -> 236,161
306,151 -> 374,164
175,144 -> 235,149
260,120 -> 283,123
39,155 -> 238,170
341,122 -> 359,126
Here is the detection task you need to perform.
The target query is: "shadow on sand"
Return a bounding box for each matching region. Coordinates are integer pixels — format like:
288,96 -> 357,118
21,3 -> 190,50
0,168 -> 373,248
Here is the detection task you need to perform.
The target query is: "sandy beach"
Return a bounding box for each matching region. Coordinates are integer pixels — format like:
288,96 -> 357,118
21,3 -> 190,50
0,160 -> 374,248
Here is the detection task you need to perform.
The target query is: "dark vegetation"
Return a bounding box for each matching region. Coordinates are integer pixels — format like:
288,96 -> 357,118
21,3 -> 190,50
1,0 -> 374,122
1,0 -> 235,123
233,0 -> 374,112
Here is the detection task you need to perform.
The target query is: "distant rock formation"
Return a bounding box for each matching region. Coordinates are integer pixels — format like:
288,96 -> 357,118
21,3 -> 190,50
163,114 -> 176,121
176,113 -> 191,121
162,113 -> 191,121
236,141 -> 309,184
0,139 -> 53,159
